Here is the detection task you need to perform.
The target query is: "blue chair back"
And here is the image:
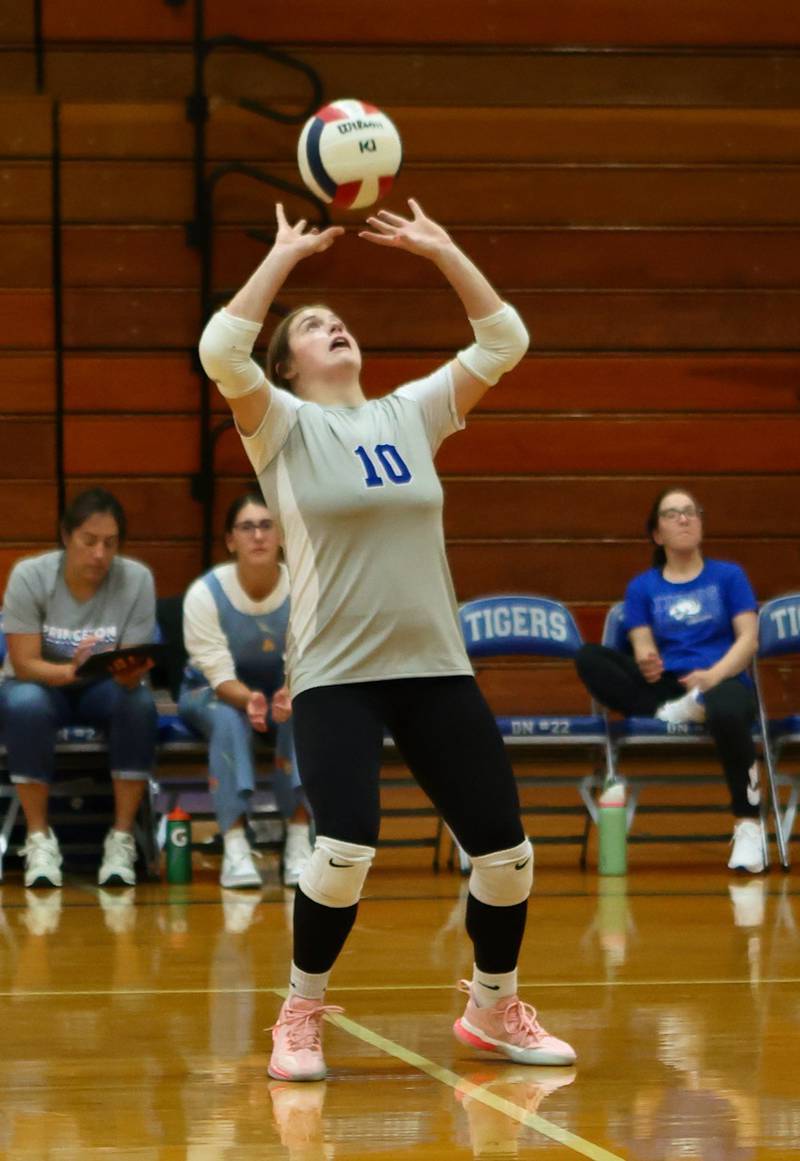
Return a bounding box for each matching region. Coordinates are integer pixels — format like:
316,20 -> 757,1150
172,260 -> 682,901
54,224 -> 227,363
459,595 -> 583,660
758,594 -> 800,659
601,603 -> 628,653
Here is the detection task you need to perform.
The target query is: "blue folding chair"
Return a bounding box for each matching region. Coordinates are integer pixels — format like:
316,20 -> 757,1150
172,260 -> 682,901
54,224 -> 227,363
754,594 -> 799,869
455,594 -> 612,867
600,602 -> 774,865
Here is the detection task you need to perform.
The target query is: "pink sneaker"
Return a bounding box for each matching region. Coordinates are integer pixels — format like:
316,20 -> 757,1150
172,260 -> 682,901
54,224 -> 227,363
268,995 -> 344,1082
453,981 -> 576,1066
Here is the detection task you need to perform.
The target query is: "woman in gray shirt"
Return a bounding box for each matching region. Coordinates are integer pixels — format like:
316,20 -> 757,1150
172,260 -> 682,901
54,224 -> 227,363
200,201 -> 576,1082
0,488 -> 158,889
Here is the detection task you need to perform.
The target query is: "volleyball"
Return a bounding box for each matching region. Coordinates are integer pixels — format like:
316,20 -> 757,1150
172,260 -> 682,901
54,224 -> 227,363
297,98 -> 402,211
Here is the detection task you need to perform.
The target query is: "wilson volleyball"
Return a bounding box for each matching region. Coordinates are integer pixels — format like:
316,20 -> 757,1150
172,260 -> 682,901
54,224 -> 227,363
297,98 -> 402,210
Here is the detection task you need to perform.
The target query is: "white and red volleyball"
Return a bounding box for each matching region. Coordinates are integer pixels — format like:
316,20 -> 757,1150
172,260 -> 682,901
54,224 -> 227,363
297,98 -> 402,210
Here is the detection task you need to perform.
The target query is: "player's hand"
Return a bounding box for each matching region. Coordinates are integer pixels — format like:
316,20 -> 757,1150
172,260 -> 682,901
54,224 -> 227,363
680,669 -> 716,693
637,650 -> 664,684
271,685 -> 293,723
359,198 -> 453,259
272,203 -> 343,261
246,689 -> 269,733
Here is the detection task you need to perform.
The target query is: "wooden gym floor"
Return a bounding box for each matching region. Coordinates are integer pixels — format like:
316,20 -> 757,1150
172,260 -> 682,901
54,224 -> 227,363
1,849 -> 799,1159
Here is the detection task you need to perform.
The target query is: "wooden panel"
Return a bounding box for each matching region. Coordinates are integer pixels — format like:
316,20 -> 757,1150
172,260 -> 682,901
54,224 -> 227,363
0,355 -> 55,412
62,290 -> 200,349
41,48 -> 800,107
440,476 -> 800,538
39,1 -> 800,46
60,288 -> 800,353
0,227 -> 51,286
0,482 -> 57,540
65,477 -> 204,540
124,541 -> 203,596
0,52 -> 37,94
45,49 -> 192,100
0,97 -> 51,156
448,540 -> 800,604
337,354 -> 800,412
63,355 -> 201,412
0,418 -> 55,478
0,291 -> 53,349
0,163 -> 50,222
58,103 -> 800,164
46,224 -> 800,291
64,417 -> 198,475
59,353 -> 800,415
51,160 -> 800,228
0,2 -> 34,43
434,416 -> 800,475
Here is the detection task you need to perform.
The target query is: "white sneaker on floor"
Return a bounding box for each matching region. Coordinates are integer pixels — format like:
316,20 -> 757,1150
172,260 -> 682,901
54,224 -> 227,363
282,823 -> 312,887
655,688 -> 705,725
98,829 -> 137,887
21,829 -> 63,888
221,829 -> 262,889
728,818 -> 766,874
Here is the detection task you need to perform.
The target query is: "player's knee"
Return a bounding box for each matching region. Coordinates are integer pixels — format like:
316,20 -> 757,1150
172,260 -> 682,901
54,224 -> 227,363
469,839 -> 533,906
298,835 -> 376,908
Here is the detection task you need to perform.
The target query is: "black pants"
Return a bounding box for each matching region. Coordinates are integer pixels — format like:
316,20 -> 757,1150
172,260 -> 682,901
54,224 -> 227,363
575,644 -> 759,820
290,676 -> 527,975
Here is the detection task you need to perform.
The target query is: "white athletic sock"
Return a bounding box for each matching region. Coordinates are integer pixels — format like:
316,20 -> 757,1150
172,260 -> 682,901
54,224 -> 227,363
223,826 -> 246,849
471,965 -> 518,1007
289,962 -> 331,1001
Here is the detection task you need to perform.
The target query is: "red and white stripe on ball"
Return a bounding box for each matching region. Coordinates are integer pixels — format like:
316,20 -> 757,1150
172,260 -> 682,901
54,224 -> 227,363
297,98 -> 403,210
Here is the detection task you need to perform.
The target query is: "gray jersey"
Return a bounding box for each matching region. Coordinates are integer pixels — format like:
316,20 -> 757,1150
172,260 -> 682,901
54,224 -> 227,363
242,366 -> 472,696
2,550 -> 156,679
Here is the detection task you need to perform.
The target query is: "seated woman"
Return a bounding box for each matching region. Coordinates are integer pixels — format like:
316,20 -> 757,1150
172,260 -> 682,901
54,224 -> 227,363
575,486 -> 764,873
0,488 -> 158,888
179,492 -> 312,889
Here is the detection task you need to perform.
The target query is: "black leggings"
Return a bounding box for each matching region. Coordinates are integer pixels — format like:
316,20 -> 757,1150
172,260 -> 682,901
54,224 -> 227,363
575,644 -> 759,820
291,676 -> 527,976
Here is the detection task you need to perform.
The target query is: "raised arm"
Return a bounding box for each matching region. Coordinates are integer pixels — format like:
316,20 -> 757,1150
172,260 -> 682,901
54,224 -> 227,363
360,199 -> 528,416
198,204 -> 343,436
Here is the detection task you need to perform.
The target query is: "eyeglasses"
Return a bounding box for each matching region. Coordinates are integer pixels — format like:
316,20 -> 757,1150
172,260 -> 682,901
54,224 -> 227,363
658,505 -> 703,522
233,520 -> 273,536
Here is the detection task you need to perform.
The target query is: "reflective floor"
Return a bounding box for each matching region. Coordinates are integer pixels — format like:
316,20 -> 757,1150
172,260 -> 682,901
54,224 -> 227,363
1,852 -> 799,1159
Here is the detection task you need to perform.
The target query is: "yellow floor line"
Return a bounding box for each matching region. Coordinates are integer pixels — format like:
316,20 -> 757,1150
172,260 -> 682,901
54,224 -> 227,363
3,975 -> 798,999
324,1006 -> 624,1161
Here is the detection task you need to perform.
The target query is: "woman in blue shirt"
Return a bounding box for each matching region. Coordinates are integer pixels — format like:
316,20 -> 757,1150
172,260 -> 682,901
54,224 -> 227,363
576,487 -> 763,873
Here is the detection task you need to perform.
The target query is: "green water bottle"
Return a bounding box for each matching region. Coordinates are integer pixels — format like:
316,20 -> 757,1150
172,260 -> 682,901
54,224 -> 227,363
598,780 -> 627,876
165,806 -> 192,884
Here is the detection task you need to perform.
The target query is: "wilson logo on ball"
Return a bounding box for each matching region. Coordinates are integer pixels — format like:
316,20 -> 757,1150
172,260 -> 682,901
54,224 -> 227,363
297,98 -> 402,210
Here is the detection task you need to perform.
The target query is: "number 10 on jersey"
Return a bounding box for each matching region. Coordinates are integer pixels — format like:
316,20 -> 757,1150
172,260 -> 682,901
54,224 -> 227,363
354,444 -> 412,488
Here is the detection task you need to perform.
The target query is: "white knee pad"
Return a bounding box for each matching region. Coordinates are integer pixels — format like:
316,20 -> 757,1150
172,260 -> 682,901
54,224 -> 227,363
298,835 -> 376,908
469,839 -> 533,907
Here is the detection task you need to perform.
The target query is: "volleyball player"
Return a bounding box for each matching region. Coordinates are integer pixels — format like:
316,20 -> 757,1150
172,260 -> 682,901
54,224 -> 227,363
198,200 -> 576,1081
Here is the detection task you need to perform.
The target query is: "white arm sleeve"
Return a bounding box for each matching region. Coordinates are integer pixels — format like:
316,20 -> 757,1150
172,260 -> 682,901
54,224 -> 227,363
198,309 -> 266,399
456,302 -> 529,386
183,579 -> 238,690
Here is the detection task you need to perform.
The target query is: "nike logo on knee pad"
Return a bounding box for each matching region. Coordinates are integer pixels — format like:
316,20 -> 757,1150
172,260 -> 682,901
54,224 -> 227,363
329,859 -> 350,868
515,857 -> 531,870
